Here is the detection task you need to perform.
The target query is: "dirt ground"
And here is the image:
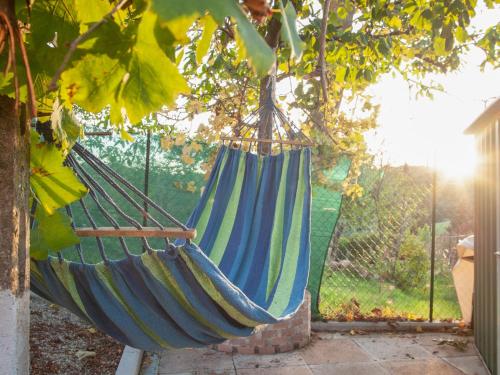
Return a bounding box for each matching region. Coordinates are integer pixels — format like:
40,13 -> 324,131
30,293 -> 123,375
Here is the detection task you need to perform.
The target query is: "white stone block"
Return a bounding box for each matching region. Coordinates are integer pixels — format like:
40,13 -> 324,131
0,290 -> 29,375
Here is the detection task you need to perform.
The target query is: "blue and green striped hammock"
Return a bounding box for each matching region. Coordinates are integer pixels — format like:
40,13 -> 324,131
31,144 -> 311,351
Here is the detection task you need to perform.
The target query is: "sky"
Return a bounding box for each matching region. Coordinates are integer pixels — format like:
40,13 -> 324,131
364,6 -> 499,180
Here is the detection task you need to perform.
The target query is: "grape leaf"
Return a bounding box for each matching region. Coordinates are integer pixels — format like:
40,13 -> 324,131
433,36 -> 447,55
196,15 -> 218,64
61,54 -> 126,118
279,1 -> 304,60
30,130 -> 88,215
50,100 -> 82,150
75,0 -> 113,29
455,26 -> 468,43
28,1 -> 80,77
61,12 -> 189,124
121,12 -> 190,123
31,209 -> 80,260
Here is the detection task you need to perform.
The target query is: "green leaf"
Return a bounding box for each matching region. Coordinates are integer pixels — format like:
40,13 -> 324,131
28,1 -> 80,78
61,54 -> 126,116
388,16 -> 402,29
50,100 -> 82,150
455,26 -> 468,43
279,1 -> 304,60
410,10 -> 432,31
0,72 -> 14,96
30,130 -> 88,215
335,66 -> 348,83
176,47 -> 185,65
376,39 -> 391,56
337,7 -> 348,20
433,36 -> 447,56
120,128 -> 135,142
121,12 -> 190,123
163,15 -> 199,43
61,12 -> 189,124
196,15 -> 218,64
152,0 -> 274,76
31,209 -> 80,260
363,69 -> 373,81
75,0 -> 113,28
229,8 -> 274,74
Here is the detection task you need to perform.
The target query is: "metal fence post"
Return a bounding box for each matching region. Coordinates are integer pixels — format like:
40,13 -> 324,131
143,129 -> 151,226
429,169 -> 437,322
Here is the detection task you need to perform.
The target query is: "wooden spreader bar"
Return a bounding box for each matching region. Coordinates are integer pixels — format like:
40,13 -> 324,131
75,227 -> 197,239
220,136 -> 313,147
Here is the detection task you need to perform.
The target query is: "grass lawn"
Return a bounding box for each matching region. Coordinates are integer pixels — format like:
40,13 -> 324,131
319,270 -> 462,321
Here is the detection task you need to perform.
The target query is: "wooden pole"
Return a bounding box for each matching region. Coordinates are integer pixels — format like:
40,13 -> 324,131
75,227 -> 197,239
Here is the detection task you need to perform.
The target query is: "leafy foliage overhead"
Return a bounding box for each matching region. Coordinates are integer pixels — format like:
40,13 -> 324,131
4,0 -> 303,126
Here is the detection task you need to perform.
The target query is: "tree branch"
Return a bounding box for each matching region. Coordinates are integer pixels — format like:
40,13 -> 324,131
15,25 -> 36,118
318,0 -> 331,104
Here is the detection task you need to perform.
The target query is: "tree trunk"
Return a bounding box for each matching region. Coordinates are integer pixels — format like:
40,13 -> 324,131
0,95 -> 30,374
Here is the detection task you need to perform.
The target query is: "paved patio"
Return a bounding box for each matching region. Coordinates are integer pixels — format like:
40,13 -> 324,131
158,332 -> 489,374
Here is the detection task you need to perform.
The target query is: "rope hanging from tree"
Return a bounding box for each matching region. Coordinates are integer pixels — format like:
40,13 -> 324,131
221,67 -> 313,154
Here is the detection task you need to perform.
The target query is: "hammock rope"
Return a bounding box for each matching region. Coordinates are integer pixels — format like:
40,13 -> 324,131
32,142 -> 191,265
222,71 -> 313,153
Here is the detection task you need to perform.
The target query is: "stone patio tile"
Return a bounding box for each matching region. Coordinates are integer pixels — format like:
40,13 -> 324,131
233,351 -> 306,369
159,348 -> 234,374
309,362 -> 388,375
415,334 -> 478,358
381,359 -> 462,375
354,336 -> 433,361
237,365 -> 313,374
444,356 -> 491,375
300,338 -> 373,365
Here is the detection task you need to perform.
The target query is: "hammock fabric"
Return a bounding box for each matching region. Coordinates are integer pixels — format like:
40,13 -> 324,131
31,145 -> 312,351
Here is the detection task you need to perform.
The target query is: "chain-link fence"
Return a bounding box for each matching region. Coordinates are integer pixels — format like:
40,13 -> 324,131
316,164 -> 472,322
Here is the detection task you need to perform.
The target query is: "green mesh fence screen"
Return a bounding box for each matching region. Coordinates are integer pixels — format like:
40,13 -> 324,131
307,157 -> 351,316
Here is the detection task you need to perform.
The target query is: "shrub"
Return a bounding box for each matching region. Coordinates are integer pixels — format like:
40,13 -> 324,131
393,229 -> 430,291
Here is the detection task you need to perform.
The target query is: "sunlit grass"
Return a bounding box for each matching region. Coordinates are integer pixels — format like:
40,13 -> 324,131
319,271 -> 461,321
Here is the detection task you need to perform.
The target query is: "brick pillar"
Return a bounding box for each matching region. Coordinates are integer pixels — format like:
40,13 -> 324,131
214,292 -> 311,355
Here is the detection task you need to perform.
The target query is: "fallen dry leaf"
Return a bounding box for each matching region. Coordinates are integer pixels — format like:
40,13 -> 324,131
433,338 -> 469,351
75,350 -> 96,360
243,0 -> 273,23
